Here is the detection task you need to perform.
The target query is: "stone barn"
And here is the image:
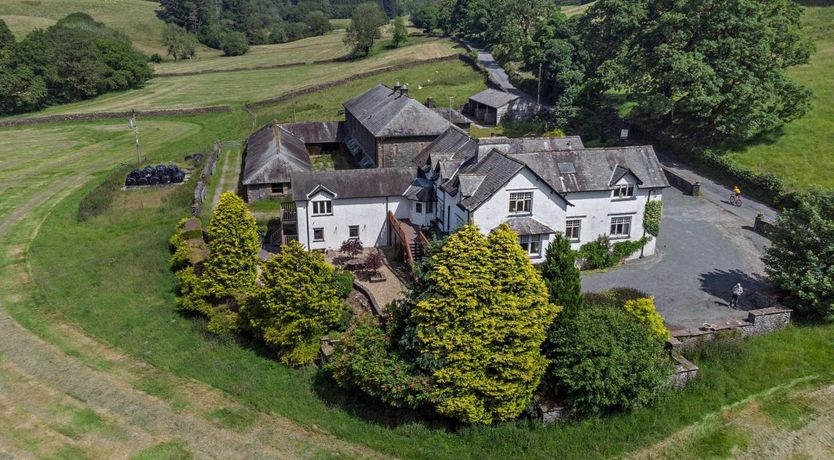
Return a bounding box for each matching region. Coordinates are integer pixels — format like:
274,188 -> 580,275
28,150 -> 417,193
242,121 -> 312,202
280,121 -> 346,156
466,88 -> 536,125
343,84 -> 451,168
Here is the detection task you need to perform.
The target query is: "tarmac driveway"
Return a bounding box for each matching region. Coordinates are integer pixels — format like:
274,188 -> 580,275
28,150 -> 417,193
582,187 -> 774,332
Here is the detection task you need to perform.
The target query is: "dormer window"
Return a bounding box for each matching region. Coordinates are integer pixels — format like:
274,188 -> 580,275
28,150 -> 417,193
509,191 -> 533,214
311,200 -> 332,216
612,184 -> 635,199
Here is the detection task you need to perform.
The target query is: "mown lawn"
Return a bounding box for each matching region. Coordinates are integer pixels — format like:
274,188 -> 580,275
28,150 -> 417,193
725,5 -> 834,190
254,58 -> 486,123
0,0 -> 204,56
4,40 -> 461,118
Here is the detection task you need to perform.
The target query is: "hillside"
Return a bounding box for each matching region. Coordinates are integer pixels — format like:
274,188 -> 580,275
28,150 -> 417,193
0,0 -> 187,56
727,5 -> 834,190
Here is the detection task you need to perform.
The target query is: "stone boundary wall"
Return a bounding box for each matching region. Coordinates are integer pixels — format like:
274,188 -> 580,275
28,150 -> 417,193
154,57 -> 347,78
754,213 -> 776,235
246,54 -> 473,110
0,106 -> 231,128
352,280 -> 382,316
663,166 -> 701,196
669,307 -> 792,352
191,141 -> 222,216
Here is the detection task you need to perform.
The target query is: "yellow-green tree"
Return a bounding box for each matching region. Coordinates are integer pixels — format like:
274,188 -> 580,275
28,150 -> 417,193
410,224 -> 558,424
623,296 -> 670,341
245,241 -> 343,366
203,192 -> 260,334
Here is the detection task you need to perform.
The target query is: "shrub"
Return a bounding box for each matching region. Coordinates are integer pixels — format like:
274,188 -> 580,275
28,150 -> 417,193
327,314 -> 433,409
77,165 -> 130,221
244,241 -> 343,366
763,189 -> 834,321
332,270 -> 354,299
169,218 -> 191,271
546,307 -> 671,415
150,53 -> 163,63
582,291 -> 618,309
340,239 -> 363,257
220,31 -> 249,56
610,287 -> 649,305
540,233 -> 583,314
623,297 -> 671,341
579,235 -> 650,269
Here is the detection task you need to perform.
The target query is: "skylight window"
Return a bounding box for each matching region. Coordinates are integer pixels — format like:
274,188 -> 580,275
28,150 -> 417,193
558,162 -> 576,174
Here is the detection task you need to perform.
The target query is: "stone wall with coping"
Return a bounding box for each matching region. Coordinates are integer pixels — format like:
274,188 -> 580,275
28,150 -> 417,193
662,166 -> 700,196
669,307 -> 792,352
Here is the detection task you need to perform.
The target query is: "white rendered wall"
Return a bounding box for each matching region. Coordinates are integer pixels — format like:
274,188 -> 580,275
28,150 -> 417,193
296,193 -> 409,251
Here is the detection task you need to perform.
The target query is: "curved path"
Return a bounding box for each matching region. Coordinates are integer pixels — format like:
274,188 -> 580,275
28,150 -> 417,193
0,122 -> 383,459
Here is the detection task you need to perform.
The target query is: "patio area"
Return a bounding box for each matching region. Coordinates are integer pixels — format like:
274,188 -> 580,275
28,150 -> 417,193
325,246 -> 410,313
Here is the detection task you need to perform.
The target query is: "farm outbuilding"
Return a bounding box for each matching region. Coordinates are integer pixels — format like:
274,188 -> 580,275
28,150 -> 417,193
242,121 -> 312,202
465,88 -> 537,125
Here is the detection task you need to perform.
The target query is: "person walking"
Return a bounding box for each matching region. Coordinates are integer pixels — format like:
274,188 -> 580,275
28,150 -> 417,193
730,283 -> 744,308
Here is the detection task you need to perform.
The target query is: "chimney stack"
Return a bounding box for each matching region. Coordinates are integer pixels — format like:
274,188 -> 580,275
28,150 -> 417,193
400,84 -> 409,97
393,81 -> 402,93
426,97 -> 435,108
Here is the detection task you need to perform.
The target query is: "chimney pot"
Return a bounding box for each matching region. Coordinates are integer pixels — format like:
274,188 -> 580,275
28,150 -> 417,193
426,97 -> 435,108
401,84 -> 409,97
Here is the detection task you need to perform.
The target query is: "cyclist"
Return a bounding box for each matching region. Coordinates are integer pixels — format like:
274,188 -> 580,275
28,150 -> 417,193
731,185 -> 742,206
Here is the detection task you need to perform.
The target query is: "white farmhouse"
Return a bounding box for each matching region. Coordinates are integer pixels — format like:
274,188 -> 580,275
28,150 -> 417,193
290,126 -> 670,262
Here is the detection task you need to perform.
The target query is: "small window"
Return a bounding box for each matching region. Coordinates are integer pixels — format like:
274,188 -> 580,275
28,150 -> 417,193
270,183 -> 284,194
565,219 -> 581,241
311,200 -> 332,216
416,203 -> 423,214
313,227 -> 325,241
612,184 -> 635,199
509,191 -> 533,214
348,225 -> 359,239
519,234 -> 542,256
610,216 -> 632,237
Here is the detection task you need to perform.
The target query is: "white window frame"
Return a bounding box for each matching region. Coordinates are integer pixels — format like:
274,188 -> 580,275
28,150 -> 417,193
509,191 -> 533,214
348,225 -> 359,239
612,184 -> 635,199
610,216 -> 632,238
313,227 -> 325,242
565,219 -> 581,241
311,200 -> 332,216
416,202 -> 423,214
519,234 -> 543,256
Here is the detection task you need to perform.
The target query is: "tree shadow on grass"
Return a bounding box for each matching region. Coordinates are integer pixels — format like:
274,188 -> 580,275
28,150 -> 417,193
698,268 -> 777,311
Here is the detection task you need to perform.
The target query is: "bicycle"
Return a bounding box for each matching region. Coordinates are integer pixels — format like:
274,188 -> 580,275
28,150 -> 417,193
729,193 -> 742,207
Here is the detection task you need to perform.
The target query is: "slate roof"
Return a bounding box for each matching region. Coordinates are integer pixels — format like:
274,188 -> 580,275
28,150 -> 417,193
243,122 -> 312,186
343,84 -> 451,138
403,176 -> 436,202
498,217 -> 556,235
513,146 -> 670,193
280,121 -> 345,144
291,167 -> 417,201
468,88 -> 520,108
478,136 -> 584,154
413,126 -> 477,167
431,107 -> 471,125
443,150 -> 526,211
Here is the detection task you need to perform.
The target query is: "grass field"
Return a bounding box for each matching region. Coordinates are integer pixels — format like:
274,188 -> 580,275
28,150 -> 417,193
562,2 -> 595,17
0,0 -> 195,56
254,59 -> 486,124
727,5 -> 834,190
6,40 -> 460,117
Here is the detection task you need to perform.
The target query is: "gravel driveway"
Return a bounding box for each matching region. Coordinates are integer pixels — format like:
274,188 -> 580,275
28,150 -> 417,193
582,187 -> 774,331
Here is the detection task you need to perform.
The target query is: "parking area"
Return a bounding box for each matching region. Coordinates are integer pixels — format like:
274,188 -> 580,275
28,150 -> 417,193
582,186 -> 775,332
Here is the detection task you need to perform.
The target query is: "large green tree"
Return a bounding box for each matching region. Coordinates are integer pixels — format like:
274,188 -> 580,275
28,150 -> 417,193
580,0 -> 814,145
162,24 -> 197,61
0,19 -> 14,51
203,192 -> 260,333
763,190 -> 834,321
541,233 -> 583,314
245,241 -> 344,366
344,2 -> 388,57
405,224 -> 558,424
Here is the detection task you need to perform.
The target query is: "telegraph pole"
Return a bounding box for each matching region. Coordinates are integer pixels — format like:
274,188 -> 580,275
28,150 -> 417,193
537,61 -> 542,111
129,110 -> 141,166
448,96 -> 454,123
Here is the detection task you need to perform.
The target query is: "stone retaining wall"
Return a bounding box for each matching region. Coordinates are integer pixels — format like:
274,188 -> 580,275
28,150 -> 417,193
663,166 -> 701,196
0,106 -> 231,128
670,307 -> 792,352
754,213 -> 776,235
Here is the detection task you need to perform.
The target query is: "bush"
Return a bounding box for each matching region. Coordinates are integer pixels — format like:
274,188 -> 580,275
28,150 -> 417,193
540,233 -> 583,314
332,270 -> 354,299
610,287 -> 649,305
327,314 -> 433,409
150,53 -> 163,63
623,297 -> 671,341
546,307 -> 671,415
77,165 -> 130,221
582,291 -> 618,309
643,200 -> 662,237
220,31 -> 249,56
579,235 -> 650,270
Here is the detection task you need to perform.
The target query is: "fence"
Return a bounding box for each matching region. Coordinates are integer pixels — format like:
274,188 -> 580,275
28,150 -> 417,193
191,141 -> 222,216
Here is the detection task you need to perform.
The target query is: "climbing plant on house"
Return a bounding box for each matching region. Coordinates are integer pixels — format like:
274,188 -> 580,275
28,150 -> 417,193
643,200 -> 662,237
